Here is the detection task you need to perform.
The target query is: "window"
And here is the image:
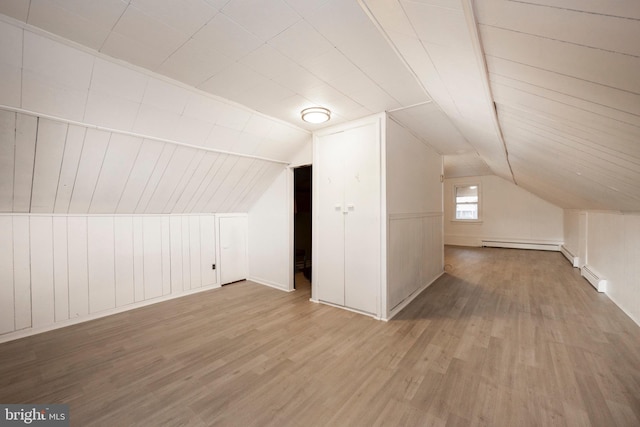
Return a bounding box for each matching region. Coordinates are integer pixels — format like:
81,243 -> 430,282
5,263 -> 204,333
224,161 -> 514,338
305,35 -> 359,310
454,184 -> 480,221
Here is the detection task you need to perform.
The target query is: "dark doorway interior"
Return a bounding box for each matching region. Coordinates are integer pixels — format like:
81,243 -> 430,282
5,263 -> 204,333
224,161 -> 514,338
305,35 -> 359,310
294,165 -> 312,289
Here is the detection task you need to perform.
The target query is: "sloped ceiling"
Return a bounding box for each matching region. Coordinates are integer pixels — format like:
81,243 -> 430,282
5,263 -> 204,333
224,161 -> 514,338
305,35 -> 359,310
0,0 -> 639,212
362,0 -> 640,212
0,110 -> 283,214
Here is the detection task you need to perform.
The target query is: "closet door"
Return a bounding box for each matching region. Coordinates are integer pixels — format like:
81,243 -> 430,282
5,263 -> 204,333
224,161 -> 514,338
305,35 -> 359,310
343,123 -> 380,314
316,131 -> 346,306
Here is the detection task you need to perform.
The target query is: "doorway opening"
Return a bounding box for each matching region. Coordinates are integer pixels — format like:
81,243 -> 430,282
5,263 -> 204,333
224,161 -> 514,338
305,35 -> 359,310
294,165 -> 312,291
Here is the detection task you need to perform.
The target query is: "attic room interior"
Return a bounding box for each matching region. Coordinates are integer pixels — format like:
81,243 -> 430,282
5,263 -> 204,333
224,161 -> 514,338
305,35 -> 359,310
0,0 -> 639,425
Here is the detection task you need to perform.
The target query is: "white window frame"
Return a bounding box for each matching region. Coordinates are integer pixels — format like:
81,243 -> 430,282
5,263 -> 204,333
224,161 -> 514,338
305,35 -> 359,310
452,183 -> 482,222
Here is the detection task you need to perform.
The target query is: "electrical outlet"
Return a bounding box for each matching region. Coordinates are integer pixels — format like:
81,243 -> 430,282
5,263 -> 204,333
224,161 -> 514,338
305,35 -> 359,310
212,264 -> 216,270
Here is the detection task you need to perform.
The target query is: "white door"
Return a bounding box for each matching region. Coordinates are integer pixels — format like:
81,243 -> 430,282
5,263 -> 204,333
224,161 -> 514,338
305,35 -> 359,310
315,131 -> 346,306
343,123 -> 380,314
219,216 -> 248,285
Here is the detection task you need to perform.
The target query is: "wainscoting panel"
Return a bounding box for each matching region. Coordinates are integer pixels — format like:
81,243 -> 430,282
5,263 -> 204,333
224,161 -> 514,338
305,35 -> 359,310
0,214 -> 220,342
388,213 -> 444,311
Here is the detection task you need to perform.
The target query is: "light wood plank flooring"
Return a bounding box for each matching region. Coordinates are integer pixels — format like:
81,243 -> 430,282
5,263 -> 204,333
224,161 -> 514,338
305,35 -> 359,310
1,246 -> 639,426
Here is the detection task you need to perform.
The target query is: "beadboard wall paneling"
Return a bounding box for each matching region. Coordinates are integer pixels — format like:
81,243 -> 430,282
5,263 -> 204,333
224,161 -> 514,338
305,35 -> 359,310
0,111 -> 286,215
0,214 -> 219,341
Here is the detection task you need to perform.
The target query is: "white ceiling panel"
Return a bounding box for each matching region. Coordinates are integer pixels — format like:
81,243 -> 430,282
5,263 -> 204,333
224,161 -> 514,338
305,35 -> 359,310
486,56 -> 640,118
205,125 -> 241,152
184,153 -> 227,212
162,150 -> 207,213
192,13 -> 263,61
159,39 -> 234,87
498,105 -> 639,159
27,0 -> 110,50
400,0 -> 472,51
444,153 -> 492,178
503,124 -> 640,188
222,0 -> 300,40
130,0 -> 218,35
172,152 -> 221,213
492,85 -> 640,143
171,115 -> 215,147
490,75 -> 640,128
69,128 -> 111,213
110,6 -> 189,56
90,135 -> 143,214
54,125 -> 85,213
117,139 -> 165,214
512,0 -> 640,20
189,154 -> 234,212
23,31 -> 94,90
90,58 -> 148,103
100,32 -> 170,71
389,103 -> 473,155
0,0 -> 29,21
204,156 -> 254,211
0,21 -> 22,106
480,25 -> 640,94
198,62 -> 270,101
476,0 -> 640,57
144,146 -> 199,213
0,111 -> 15,211
142,79 -> 190,115
83,89 -> 141,131
267,19 -> 334,64
30,119 -> 67,212
233,79 -> 296,113
12,114 -> 37,213
132,105 -> 182,141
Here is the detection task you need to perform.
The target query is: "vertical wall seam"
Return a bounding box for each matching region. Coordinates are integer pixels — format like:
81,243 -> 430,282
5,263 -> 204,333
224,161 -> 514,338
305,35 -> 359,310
28,117 -> 39,213
53,124 -> 70,213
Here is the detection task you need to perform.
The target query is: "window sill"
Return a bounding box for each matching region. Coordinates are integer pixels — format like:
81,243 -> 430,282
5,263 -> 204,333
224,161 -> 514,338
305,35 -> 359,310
451,219 -> 483,224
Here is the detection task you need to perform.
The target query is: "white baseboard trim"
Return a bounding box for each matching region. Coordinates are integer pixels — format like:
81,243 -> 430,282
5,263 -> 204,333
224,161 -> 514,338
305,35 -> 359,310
247,276 -> 292,292
315,299 -> 378,319
0,283 -> 222,344
384,271 -> 445,321
560,245 -> 579,267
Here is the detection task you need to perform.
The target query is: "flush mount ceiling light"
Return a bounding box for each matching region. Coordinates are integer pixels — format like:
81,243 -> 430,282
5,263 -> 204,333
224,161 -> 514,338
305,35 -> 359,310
301,107 -> 331,124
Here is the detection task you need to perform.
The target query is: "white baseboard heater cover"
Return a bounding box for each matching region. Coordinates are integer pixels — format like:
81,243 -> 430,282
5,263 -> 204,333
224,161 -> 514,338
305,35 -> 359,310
560,245 -> 579,267
581,265 -> 607,293
481,240 -> 561,251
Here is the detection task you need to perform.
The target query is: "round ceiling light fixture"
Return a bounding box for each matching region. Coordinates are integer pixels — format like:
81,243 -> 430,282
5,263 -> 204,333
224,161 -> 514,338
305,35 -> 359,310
301,107 -> 331,124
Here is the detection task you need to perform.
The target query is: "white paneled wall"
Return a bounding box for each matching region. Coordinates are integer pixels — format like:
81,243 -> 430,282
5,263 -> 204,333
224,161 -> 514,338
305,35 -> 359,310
388,213 -> 443,310
385,118 -> 444,317
0,214 -> 218,341
583,212 -> 640,326
248,169 -> 292,291
0,110 -> 286,214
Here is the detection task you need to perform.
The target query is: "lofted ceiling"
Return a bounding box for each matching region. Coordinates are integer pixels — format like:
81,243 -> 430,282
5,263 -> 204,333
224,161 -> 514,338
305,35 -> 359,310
0,0 -> 639,212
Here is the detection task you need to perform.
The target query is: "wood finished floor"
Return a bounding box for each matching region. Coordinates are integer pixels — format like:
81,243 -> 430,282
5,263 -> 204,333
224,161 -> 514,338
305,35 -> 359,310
1,246 -> 639,426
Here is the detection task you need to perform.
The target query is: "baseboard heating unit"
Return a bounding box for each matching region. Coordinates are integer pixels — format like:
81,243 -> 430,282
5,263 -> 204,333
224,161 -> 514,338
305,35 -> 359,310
581,265 -> 607,293
481,240 -> 561,251
560,245 -> 579,267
